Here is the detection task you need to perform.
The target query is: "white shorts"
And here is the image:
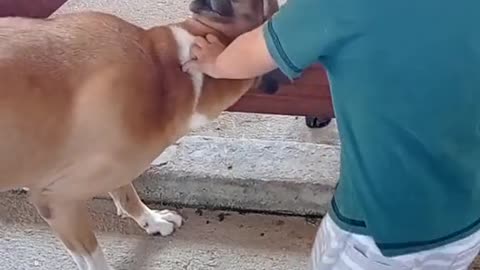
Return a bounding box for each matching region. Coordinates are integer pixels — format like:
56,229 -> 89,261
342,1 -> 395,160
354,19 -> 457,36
310,214 -> 480,270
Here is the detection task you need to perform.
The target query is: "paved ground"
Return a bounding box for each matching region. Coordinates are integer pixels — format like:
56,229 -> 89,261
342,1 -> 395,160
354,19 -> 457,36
192,113 -> 339,146
2,191 -> 480,269
0,191 -> 318,270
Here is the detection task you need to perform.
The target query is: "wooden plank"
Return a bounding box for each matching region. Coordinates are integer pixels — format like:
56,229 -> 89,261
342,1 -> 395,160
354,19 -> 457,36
0,0 -> 67,18
228,65 -> 335,118
229,92 -> 334,117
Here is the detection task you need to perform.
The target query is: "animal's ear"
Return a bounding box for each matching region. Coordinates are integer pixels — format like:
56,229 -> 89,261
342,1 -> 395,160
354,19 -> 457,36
258,69 -> 291,95
263,0 -> 279,20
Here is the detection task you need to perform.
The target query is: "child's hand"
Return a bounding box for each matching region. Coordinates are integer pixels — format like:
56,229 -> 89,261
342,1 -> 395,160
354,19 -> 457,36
182,34 -> 226,78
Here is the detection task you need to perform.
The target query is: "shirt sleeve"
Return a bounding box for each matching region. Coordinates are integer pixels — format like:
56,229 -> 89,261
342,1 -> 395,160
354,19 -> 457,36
263,0 -> 338,79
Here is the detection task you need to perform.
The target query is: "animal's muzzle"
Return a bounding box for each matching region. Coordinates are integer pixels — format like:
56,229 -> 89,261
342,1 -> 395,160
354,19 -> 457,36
190,0 -> 234,17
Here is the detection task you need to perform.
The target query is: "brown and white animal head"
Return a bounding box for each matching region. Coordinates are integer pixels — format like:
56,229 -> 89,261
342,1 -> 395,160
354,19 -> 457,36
190,0 -> 284,100
188,0 -> 288,95
189,0 -> 279,38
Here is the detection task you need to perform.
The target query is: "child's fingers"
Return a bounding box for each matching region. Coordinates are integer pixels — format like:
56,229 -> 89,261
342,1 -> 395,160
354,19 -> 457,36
182,60 -> 198,73
190,44 -> 203,60
190,44 -> 199,58
193,36 -> 209,48
206,34 -> 220,44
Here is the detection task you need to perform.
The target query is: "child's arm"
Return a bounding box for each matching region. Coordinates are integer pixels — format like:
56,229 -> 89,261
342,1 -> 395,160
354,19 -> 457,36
184,0 -> 341,81
183,26 -> 277,80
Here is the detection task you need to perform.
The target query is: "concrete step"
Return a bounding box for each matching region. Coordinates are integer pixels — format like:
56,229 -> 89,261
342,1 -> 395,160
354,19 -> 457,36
129,135 -> 339,216
0,191 -> 318,270
191,112 -> 339,146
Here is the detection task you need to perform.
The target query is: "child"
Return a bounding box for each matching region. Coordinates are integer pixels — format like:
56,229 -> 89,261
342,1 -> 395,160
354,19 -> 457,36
184,0 -> 480,269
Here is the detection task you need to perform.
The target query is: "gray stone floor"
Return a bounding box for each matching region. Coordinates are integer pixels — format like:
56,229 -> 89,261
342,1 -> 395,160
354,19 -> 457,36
0,191 -> 318,270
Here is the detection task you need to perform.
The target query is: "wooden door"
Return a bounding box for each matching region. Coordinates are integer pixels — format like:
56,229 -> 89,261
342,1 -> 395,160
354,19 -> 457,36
0,0 -> 67,18
228,64 -> 334,120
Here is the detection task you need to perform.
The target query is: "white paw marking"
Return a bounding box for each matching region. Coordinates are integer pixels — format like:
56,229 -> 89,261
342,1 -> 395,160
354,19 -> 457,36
140,209 -> 183,236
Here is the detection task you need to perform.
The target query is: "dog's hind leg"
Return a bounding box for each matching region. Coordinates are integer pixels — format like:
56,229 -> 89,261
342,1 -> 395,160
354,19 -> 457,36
109,183 -> 183,236
30,193 -> 111,270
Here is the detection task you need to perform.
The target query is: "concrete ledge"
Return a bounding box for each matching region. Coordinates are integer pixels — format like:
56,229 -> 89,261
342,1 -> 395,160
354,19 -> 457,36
128,136 -> 339,216
192,113 -> 340,146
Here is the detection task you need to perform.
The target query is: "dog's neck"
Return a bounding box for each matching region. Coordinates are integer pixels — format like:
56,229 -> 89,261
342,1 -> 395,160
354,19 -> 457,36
145,17 -> 236,67
142,16 -> 260,131
176,17 -> 234,45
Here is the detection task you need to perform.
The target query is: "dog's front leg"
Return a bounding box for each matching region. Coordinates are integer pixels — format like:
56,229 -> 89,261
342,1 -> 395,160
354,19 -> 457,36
30,193 -> 112,270
109,183 -> 183,235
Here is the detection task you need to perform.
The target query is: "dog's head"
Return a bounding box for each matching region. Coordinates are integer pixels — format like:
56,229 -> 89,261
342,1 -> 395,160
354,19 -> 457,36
189,0 -> 279,38
189,0 -> 289,94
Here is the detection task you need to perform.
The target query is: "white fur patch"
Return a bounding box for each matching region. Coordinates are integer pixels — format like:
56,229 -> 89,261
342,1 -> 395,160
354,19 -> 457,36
85,248 -> 111,270
169,26 -> 204,105
69,247 -> 110,270
169,26 -> 212,130
138,209 -> 183,236
69,252 -> 88,270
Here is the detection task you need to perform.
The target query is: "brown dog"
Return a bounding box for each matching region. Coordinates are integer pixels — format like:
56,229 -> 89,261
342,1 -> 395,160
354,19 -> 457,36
0,0 -> 279,269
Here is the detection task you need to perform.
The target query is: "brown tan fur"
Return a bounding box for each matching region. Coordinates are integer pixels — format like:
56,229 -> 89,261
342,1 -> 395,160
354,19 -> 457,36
0,0 -> 279,269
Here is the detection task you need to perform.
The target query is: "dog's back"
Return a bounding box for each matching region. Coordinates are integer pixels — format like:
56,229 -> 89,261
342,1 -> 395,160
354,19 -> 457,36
0,12 -> 187,192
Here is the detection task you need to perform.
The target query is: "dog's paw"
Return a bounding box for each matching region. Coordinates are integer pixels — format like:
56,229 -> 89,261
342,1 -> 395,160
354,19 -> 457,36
141,209 -> 183,236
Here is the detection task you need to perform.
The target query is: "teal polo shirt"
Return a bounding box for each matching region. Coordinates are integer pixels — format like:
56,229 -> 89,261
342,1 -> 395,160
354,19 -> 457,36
264,0 -> 480,256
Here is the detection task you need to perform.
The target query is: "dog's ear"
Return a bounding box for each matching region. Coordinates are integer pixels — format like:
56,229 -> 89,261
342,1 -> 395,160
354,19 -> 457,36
263,0 -> 279,20
259,69 -> 291,95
